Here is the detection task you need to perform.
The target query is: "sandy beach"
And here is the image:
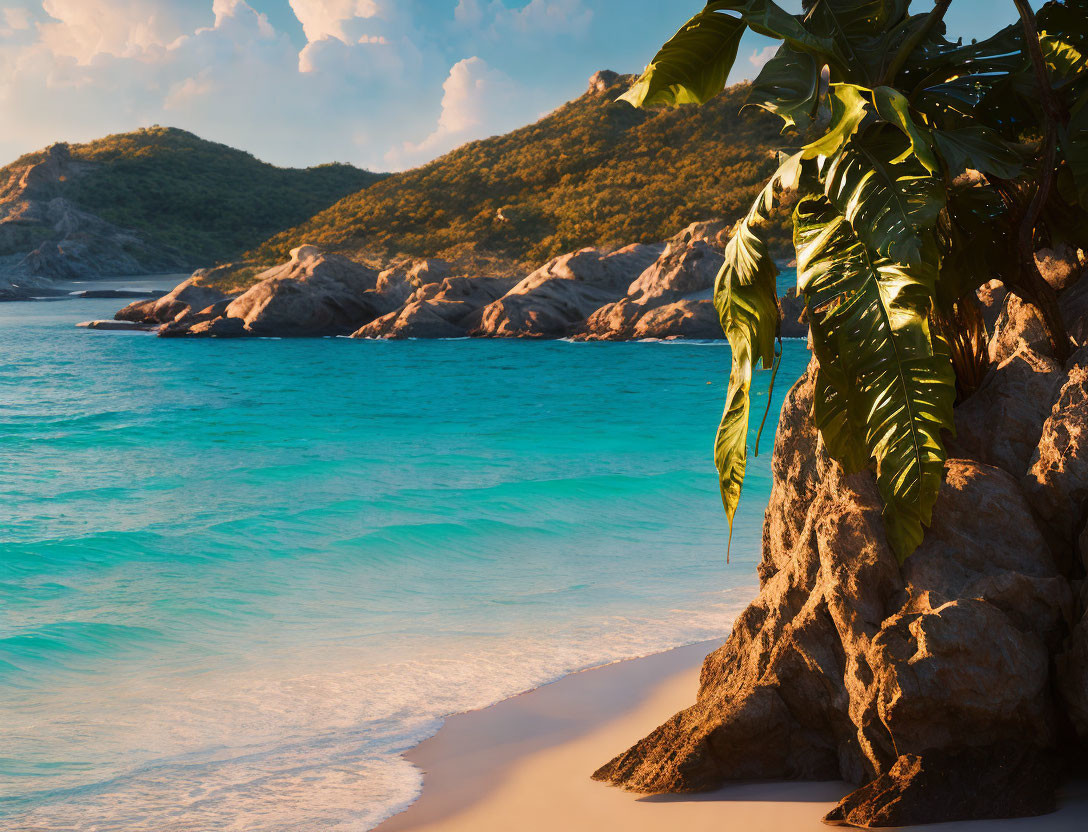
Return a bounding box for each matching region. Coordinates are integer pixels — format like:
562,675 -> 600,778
378,641 -> 1088,832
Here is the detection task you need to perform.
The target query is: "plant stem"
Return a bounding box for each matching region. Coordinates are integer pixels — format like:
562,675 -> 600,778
881,0 -> 953,86
1009,0 -> 1070,361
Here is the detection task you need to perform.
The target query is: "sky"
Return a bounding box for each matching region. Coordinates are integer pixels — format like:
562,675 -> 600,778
0,0 -> 1042,172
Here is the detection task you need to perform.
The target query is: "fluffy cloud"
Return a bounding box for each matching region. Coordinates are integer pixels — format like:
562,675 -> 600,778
748,44 -> 777,73
390,56 -> 520,168
37,0 -> 210,62
288,0 -> 380,44
0,0 -> 790,172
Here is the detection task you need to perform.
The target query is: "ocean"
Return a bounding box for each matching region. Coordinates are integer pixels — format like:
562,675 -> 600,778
0,275 -> 808,830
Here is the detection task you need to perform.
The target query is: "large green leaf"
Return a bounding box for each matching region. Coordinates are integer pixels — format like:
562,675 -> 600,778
909,25 -> 1032,133
747,46 -> 824,131
801,0 -> 910,83
1038,0 -> 1088,81
803,83 -> 871,158
820,129 -> 946,266
795,195 -> 955,561
931,126 -> 1024,180
622,1 -> 849,110
872,85 -> 939,173
713,153 -> 802,543
620,5 -> 747,107
802,0 -> 908,36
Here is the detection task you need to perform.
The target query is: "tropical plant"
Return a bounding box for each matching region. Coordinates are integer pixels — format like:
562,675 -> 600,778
623,0 -> 1088,561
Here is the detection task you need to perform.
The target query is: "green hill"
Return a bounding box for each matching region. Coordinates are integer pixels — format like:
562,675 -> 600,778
238,73 -> 787,285
1,127 -> 385,266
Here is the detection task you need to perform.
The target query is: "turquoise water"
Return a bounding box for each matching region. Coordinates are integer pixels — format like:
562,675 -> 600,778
0,277 -> 808,831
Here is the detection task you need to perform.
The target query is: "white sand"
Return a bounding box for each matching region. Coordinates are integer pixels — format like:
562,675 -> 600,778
377,640 -> 1088,832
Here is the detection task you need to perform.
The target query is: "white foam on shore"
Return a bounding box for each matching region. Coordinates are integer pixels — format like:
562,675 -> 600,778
7,590 -> 753,831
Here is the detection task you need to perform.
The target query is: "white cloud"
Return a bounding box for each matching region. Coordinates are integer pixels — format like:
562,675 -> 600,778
3,8 -> 32,31
496,0 -> 593,35
390,56 -> 519,168
288,0 -> 380,44
37,0 -> 209,63
748,45 -> 777,74
0,0 -> 779,173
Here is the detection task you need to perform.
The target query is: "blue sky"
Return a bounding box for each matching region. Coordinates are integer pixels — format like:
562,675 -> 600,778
0,1 -> 1041,171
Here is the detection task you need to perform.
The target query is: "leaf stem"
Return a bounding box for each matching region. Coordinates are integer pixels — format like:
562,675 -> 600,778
881,0 -> 953,87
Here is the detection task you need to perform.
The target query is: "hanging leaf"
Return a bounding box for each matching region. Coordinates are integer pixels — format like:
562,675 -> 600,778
620,6 -> 748,107
748,46 -> 824,131
803,83 -> 872,158
795,195 -> 955,561
821,128 -> 946,266
872,85 -> 939,173
713,153 -> 802,544
937,184 -> 1013,310
931,125 -> 1024,180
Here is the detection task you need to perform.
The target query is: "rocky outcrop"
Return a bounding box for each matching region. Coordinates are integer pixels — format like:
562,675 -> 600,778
106,224 -> 802,341
630,300 -> 722,340
220,246 -> 381,336
594,273 -> 1088,827
778,288 -> 807,339
468,244 -> 664,338
353,275 -> 514,339
571,224 -> 724,341
1,143 -> 187,299
116,276 -> 236,325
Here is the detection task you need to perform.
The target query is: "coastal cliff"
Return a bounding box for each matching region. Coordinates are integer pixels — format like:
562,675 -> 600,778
593,262 -> 1088,826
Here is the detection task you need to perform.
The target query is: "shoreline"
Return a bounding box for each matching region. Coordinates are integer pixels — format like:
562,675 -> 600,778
376,640 -> 1088,832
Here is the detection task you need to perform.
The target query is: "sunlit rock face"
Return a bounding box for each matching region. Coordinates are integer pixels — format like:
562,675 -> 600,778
595,268 -> 1088,827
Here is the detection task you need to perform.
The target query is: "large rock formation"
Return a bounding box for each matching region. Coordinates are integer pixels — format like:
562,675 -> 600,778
468,243 -> 664,338
1,143 -> 186,299
353,276 -> 515,339
116,275 -> 236,326
573,222 -> 726,341
594,270 -> 1088,827
220,246 -> 381,336
105,227 -> 804,341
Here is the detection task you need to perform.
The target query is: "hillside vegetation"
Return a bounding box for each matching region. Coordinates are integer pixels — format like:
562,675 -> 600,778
1,127 -> 384,265
241,74 -> 787,284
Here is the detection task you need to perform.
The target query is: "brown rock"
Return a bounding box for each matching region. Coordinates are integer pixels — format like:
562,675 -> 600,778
115,276 -> 233,324
595,360 -> 1071,822
375,258 -> 450,308
355,276 -> 515,339
223,245 -> 380,336
631,300 -> 722,340
778,288 -> 807,338
1036,243 -> 1085,292
1023,356 -> 1088,563
976,279 -> 1008,334
571,298 -> 645,341
824,747 -> 1059,827
952,295 -> 1063,476
626,225 -> 724,305
468,244 -> 663,338
184,317 -> 247,338
354,301 -> 467,339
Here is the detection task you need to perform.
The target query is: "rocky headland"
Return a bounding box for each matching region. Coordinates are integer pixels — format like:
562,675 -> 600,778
0,143 -> 188,300
592,254 -> 1088,826
111,221 -> 806,342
